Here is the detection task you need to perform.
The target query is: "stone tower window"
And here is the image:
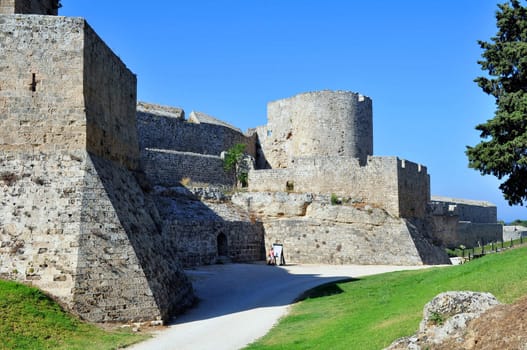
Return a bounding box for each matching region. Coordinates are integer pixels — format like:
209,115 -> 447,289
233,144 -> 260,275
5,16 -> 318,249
30,73 -> 37,92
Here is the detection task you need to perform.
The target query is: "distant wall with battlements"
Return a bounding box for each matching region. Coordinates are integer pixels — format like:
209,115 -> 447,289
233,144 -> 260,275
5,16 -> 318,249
137,102 -> 256,187
427,196 -> 502,248
430,196 -> 497,223
248,156 -> 430,219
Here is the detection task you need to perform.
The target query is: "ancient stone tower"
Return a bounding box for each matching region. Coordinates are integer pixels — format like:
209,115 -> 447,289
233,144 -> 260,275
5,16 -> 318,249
0,0 -> 59,15
0,3 -> 194,322
256,91 -> 373,168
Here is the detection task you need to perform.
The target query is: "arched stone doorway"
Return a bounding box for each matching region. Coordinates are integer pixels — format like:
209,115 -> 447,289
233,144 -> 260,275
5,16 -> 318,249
217,233 -> 228,257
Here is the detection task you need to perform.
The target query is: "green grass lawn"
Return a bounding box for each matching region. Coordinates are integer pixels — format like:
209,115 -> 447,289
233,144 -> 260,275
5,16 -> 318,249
245,246 -> 527,350
0,280 -> 148,350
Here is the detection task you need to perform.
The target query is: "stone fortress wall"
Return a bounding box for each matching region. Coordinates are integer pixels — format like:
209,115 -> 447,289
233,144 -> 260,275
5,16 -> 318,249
249,156 -> 430,219
250,91 -> 430,220
0,0 -> 58,15
238,90 -> 449,265
503,226 -> 527,241
0,12 -> 194,323
0,0 -> 505,324
427,196 -> 502,248
134,91 -> 445,267
137,102 -> 256,187
136,102 -> 265,267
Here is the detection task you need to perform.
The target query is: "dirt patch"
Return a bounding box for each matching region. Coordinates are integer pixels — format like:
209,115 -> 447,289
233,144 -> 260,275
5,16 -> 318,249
435,296 -> 527,350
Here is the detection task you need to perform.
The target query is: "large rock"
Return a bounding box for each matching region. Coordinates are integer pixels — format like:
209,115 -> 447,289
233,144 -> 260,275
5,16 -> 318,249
385,291 -> 500,350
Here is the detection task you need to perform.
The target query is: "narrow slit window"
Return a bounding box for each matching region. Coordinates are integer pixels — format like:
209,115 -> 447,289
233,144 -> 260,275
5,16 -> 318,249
30,73 -> 37,92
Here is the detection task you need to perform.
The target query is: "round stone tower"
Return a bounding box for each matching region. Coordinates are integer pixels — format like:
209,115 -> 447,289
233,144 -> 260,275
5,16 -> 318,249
260,90 -> 373,168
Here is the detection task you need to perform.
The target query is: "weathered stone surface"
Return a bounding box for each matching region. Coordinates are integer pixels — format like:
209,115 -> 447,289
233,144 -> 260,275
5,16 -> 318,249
137,102 -> 257,188
249,156 -> 430,219
152,186 -> 265,267
503,225 -> 527,241
233,192 -> 450,265
0,14 -> 193,323
231,192 -> 313,218
428,197 -> 503,248
2,1 -> 502,327
255,90 -> 373,168
385,291 -> 500,350
0,0 -> 59,15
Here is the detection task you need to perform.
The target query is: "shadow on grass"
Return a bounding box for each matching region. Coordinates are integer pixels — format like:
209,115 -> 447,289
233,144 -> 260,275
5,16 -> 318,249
295,278 -> 357,302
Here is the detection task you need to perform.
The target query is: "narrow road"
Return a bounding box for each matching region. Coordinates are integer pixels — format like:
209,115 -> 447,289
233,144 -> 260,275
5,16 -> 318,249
130,263 -> 429,350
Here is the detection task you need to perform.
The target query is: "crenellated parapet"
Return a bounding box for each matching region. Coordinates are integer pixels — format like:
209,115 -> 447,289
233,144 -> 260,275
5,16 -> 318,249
249,156 -> 429,219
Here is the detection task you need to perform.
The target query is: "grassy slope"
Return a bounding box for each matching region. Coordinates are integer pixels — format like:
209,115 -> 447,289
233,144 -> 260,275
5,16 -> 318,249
246,246 -> 527,350
0,280 -> 148,350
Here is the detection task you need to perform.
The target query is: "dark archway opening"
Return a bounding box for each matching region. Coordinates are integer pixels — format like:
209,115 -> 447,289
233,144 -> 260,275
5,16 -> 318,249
217,233 -> 228,257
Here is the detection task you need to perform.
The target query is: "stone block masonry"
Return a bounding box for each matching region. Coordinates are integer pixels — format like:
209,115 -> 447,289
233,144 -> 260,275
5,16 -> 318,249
0,0 -> 59,15
0,14 -> 194,322
427,196 -> 502,248
232,192 -> 450,265
256,90 -> 373,168
142,149 -> 233,187
249,156 -> 430,219
155,193 -> 266,267
137,102 -> 257,187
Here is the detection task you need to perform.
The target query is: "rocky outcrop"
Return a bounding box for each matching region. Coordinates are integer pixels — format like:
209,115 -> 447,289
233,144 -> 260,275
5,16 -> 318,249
385,291 -> 501,350
233,192 -> 451,266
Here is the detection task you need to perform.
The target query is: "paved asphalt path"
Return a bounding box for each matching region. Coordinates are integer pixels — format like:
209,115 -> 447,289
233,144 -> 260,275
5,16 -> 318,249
130,263 -> 430,350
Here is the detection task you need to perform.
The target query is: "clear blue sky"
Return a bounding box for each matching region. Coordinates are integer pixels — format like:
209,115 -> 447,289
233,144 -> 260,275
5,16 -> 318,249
61,0 -> 525,222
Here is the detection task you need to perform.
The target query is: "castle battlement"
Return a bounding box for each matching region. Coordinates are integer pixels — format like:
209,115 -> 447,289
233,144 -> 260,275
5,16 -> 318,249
249,155 -> 430,218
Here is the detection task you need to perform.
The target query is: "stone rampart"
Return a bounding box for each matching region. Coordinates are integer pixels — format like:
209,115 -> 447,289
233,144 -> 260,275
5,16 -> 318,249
0,0 -> 59,15
256,90 -> 373,168
427,199 -> 502,248
85,24 -> 140,170
137,103 -> 257,187
0,15 -> 193,323
248,156 -> 429,218
0,16 -> 86,152
232,192 -> 450,265
153,188 -> 265,267
431,196 -> 497,223
397,159 -> 431,218
456,222 -> 503,246
137,103 -> 256,157
142,149 -> 234,187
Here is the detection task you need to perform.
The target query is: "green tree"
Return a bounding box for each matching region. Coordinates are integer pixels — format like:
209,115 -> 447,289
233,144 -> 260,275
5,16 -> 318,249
467,0 -> 527,205
223,143 -> 248,187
